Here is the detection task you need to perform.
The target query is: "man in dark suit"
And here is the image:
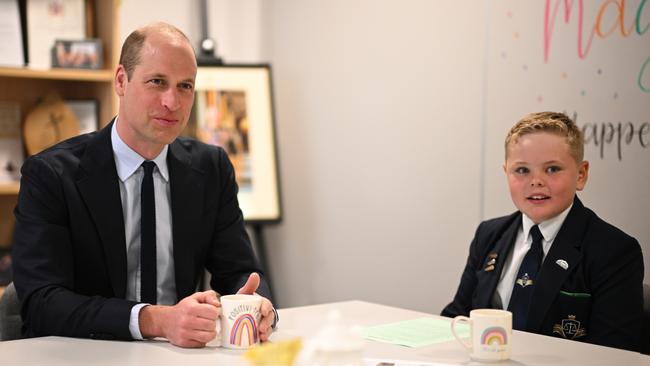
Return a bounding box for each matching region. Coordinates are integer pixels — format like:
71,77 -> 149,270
12,22 -> 276,348
442,112 -> 644,352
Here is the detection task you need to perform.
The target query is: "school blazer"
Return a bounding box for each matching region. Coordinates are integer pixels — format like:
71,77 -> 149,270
12,121 -> 269,341
441,197 -> 644,352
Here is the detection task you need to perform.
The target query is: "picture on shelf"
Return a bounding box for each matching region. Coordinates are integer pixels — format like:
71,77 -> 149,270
52,39 -> 103,69
0,102 -> 23,182
185,65 -> 281,222
67,100 -> 99,134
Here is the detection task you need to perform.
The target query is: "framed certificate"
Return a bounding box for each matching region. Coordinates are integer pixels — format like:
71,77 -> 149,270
27,0 -> 86,69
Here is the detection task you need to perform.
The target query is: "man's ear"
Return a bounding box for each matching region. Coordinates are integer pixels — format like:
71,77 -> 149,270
114,65 -> 127,96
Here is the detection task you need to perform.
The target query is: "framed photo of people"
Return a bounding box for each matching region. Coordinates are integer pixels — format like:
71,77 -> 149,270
188,65 -> 281,223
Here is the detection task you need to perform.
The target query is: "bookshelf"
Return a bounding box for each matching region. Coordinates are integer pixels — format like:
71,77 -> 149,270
0,67 -> 113,82
0,0 -> 120,249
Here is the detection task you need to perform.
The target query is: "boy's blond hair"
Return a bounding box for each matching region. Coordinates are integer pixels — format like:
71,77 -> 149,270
505,111 -> 584,162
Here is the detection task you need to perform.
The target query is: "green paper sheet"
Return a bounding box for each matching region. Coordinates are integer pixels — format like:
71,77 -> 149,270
361,317 -> 469,348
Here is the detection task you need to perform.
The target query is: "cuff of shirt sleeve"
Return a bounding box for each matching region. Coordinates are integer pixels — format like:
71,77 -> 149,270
129,303 -> 150,340
271,306 -> 279,330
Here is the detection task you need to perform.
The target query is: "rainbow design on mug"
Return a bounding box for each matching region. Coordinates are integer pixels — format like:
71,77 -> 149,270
229,313 -> 258,346
481,326 -> 508,345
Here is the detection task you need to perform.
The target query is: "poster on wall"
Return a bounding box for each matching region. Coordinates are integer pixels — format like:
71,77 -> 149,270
483,1 -> 649,274
187,65 -> 281,223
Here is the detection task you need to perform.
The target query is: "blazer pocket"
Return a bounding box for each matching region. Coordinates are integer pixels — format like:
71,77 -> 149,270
545,291 -> 592,341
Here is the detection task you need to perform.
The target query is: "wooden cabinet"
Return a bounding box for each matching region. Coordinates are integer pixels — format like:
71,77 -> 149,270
0,0 -> 120,251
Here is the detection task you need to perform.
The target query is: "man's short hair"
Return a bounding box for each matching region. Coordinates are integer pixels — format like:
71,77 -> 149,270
505,111 -> 584,162
118,22 -> 193,80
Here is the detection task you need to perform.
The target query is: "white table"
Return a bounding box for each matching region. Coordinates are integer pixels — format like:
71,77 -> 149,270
0,300 -> 647,365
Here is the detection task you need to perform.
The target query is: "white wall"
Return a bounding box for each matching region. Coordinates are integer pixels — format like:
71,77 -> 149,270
258,0 -> 485,312
119,0 -> 262,62
119,1 -> 200,46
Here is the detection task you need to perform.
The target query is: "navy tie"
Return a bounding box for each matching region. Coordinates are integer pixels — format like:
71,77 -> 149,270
508,225 -> 544,330
140,161 -> 157,304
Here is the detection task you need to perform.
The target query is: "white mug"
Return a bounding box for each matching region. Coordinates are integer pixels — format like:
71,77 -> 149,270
217,294 -> 263,349
451,309 -> 512,361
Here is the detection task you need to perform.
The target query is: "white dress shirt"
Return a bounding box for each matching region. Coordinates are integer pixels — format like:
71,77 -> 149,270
495,204 -> 572,309
111,119 -> 176,339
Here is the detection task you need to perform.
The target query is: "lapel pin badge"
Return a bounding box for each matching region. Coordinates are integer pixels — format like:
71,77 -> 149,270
484,253 -> 498,271
555,259 -> 569,270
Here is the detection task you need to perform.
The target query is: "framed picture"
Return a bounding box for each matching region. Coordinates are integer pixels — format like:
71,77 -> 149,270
51,39 -> 103,69
0,102 -> 22,182
188,65 -> 281,223
67,99 -> 98,134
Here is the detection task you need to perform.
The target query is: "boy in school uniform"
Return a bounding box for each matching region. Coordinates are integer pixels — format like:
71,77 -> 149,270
441,112 -> 644,352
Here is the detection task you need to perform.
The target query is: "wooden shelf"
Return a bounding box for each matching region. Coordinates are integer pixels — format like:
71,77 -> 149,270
0,0 -> 120,248
0,67 -> 113,82
0,182 -> 20,195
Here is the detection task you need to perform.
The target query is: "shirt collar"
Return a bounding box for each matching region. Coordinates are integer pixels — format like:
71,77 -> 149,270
521,203 -> 573,243
111,117 -> 169,182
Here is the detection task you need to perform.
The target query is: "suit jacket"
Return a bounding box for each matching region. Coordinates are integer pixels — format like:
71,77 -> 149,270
441,197 -> 644,352
12,121 -> 270,340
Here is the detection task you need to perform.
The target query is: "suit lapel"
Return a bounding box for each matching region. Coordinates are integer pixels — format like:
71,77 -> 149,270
475,215 -> 521,308
526,197 -> 585,331
168,141 -> 206,299
76,121 -> 128,298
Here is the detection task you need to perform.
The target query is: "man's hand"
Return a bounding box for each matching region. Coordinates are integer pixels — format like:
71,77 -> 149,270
139,290 -> 221,348
237,272 -> 276,342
